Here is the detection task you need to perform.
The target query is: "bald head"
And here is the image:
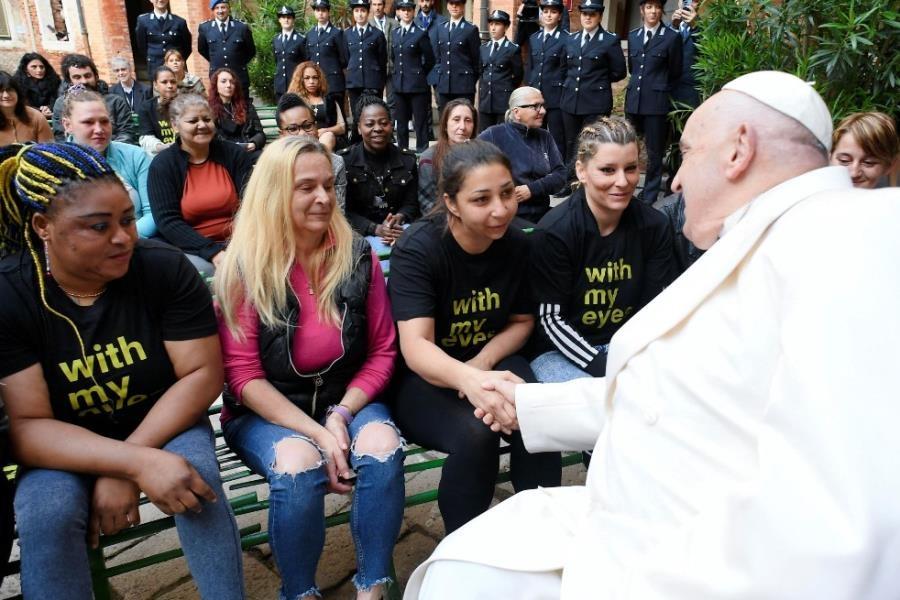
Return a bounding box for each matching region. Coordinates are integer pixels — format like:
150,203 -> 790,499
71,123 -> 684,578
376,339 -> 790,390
673,90 -> 829,249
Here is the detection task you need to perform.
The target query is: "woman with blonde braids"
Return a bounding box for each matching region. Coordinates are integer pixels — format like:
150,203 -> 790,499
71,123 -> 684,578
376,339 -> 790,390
216,136 -> 403,600
529,116 -> 676,383
0,143 -> 246,599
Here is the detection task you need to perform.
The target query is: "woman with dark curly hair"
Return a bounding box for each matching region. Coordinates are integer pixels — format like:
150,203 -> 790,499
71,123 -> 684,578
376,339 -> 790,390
13,53 -> 61,119
208,68 -> 265,158
288,60 -> 346,148
0,72 -> 52,145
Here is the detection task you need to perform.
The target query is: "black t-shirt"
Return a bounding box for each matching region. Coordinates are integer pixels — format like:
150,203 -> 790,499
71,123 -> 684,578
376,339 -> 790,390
530,189 -> 676,374
389,215 -> 532,362
0,240 -> 217,440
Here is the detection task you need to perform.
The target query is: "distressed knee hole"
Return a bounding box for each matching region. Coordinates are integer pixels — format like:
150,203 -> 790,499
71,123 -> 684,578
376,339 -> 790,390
272,437 -> 323,475
353,422 -> 402,459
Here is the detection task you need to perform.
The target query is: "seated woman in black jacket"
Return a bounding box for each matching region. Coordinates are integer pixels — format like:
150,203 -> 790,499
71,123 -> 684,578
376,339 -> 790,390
339,95 -> 419,246
209,68 -> 265,160
13,52 -> 61,119
478,86 -> 566,223
529,116 -> 676,383
148,93 -> 254,277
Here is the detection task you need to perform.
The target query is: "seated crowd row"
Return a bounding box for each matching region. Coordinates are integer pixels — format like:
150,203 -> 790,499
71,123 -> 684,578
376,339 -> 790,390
0,82 -> 896,600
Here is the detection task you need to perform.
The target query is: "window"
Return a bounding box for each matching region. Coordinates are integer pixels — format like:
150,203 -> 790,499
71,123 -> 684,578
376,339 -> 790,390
0,2 -> 12,41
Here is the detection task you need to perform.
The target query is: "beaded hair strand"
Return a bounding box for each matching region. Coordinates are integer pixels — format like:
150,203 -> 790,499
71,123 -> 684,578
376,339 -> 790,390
0,142 -> 120,391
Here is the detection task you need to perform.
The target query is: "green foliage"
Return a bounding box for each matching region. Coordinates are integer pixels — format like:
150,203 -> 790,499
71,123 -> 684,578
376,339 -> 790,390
692,0 -> 899,124
231,0 -> 350,104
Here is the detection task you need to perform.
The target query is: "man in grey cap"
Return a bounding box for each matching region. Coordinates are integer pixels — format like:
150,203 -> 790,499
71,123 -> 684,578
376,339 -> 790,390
403,70 -> 900,600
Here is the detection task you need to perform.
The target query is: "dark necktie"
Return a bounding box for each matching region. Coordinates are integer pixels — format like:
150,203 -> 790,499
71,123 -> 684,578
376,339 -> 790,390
644,29 -> 653,49
581,32 -> 590,48
491,41 -> 498,56
220,22 -> 227,36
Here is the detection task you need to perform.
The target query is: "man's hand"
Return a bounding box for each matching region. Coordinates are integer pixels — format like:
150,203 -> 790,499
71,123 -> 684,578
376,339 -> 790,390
475,377 -> 519,433
89,476 -> 141,548
672,4 -> 697,28
458,370 -> 522,434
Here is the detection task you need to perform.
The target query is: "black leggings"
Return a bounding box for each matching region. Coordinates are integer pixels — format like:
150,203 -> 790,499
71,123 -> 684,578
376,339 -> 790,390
394,355 -> 562,534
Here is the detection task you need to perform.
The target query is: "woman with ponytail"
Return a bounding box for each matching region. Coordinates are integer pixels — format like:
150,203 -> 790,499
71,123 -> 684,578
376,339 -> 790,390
0,143 -> 246,599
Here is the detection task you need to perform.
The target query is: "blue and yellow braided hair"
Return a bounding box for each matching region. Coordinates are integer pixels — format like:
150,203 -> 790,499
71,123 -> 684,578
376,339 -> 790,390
0,142 -> 121,389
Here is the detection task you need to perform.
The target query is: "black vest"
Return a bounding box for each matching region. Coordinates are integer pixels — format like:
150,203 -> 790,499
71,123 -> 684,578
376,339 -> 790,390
223,238 -> 372,420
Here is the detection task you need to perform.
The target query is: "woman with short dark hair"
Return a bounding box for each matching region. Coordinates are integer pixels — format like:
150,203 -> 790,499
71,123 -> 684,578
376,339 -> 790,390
0,71 -> 52,145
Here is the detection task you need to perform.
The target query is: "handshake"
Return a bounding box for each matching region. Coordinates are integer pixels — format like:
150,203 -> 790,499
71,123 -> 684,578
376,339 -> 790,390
460,368 -> 523,436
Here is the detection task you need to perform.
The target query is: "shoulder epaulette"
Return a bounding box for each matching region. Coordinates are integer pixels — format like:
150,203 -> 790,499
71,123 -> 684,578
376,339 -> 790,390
336,146 -> 352,156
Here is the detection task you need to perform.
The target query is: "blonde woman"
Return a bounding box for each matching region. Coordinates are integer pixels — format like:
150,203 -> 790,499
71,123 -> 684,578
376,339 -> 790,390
215,136 -> 403,600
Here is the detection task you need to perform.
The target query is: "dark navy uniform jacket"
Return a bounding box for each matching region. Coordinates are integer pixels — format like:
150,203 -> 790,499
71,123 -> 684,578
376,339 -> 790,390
305,23 -> 349,94
273,30 -> 307,96
134,12 -> 192,73
625,24 -> 683,115
433,19 -> 481,95
672,24 -> 700,108
526,27 -> 567,109
344,25 -> 388,90
559,28 -> 626,116
198,18 -> 257,90
391,24 -> 436,94
478,38 -> 522,114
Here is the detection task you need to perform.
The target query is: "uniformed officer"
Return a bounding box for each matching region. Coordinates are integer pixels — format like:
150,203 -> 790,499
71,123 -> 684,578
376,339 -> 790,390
272,5 -> 307,102
198,0 -> 257,94
369,0 -> 397,113
305,0 -> 349,118
478,10 -> 522,132
414,0 -> 447,141
134,0 -> 192,78
433,0 -> 481,115
392,0 -> 436,152
625,0 -> 682,204
559,0 -> 626,164
344,0 -> 388,129
526,0 -> 567,155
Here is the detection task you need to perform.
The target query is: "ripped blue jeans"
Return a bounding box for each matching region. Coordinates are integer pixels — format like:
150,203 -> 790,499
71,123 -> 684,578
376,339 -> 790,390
222,402 -> 404,599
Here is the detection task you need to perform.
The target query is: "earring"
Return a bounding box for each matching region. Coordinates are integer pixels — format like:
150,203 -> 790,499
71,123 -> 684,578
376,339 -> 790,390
43,240 -> 51,277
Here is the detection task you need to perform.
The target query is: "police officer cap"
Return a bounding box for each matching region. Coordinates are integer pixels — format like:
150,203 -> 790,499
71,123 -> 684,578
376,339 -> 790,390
447,0 -> 467,4
639,0 -> 663,4
488,9 -> 511,23
349,0 -> 371,7
539,0 -> 564,9
578,0 -> 604,12
209,0 -> 228,9
276,5 -> 295,16
310,0 -> 331,9
395,0 -> 416,8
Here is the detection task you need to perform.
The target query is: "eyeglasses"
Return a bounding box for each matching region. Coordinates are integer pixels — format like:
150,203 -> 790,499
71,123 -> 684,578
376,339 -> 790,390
282,122 -> 317,134
517,103 -> 545,111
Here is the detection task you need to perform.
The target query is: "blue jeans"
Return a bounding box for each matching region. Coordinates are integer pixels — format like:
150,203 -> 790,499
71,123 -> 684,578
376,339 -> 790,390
13,421 -> 245,600
222,402 -> 405,598
530,344 -> 610,383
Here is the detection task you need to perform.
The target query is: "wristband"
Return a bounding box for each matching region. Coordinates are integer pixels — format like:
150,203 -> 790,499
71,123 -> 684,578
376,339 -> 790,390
326,404 -> 354,425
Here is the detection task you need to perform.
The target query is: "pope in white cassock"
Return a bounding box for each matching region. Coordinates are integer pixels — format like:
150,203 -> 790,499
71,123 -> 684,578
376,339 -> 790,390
403,71 -> 900,599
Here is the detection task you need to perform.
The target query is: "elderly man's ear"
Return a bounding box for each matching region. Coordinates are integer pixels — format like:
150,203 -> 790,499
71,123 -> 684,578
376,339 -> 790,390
724,122 -> 757,182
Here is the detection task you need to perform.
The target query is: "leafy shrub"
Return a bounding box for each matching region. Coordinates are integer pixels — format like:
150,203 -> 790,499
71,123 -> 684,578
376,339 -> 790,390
692,0 -> 899,123
231,0 -> 351,104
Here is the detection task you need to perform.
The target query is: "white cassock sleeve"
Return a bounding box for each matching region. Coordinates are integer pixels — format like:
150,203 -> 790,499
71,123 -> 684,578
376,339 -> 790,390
516,377 -> 607,452
621,197 -> 900,599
